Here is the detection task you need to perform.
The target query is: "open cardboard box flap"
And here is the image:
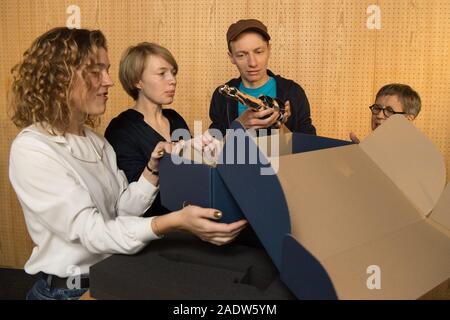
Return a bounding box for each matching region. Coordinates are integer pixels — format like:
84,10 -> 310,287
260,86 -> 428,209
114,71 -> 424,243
359,115 -> 446,217
216,126 -> 352,271
217,116 -> 450,299
431,184 -> 450,231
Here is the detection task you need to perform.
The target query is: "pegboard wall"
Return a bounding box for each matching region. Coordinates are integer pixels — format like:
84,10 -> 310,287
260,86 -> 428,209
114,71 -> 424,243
1,0 -> 449,268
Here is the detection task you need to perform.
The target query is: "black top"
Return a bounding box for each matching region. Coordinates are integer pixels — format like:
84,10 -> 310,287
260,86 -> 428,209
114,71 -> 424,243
209,69 -> 316,136
105,108 -> 190,217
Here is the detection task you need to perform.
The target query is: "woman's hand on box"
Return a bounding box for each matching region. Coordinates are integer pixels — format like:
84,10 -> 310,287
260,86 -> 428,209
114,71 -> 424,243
175,205 -> 248,246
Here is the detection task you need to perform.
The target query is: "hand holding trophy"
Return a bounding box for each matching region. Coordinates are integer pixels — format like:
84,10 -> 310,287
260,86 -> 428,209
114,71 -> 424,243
218,84 -> 288,129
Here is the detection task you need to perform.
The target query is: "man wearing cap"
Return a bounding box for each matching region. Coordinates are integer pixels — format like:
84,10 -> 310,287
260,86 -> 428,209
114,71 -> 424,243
209,19 -> 316,135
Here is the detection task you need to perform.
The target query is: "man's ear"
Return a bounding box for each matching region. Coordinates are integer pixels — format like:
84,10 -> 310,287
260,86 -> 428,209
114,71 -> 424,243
227,51 -> 236,65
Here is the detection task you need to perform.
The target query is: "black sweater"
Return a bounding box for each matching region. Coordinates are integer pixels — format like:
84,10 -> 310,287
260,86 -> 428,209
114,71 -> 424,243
105,108 -> 190,217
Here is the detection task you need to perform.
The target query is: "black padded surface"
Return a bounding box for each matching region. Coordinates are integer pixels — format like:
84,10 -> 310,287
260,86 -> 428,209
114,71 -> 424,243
0,268 -> 37,300
90,232 -> 295,300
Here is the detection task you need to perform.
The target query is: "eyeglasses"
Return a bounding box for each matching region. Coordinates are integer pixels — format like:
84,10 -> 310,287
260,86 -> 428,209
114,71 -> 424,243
369,104 -> 406,118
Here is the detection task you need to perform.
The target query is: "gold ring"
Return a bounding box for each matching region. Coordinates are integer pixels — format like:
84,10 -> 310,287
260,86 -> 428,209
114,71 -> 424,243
213,211 -> 222,219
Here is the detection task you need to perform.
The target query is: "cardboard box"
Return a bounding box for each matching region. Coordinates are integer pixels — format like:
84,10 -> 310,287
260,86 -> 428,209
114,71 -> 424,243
160,116 -> 450,299
159,130 -> 351,224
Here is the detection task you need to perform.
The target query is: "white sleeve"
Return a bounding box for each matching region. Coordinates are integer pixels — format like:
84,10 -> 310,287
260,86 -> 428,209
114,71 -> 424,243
115,166 -> 159,217
9,136 -> 161,255
102,141 -> 159,217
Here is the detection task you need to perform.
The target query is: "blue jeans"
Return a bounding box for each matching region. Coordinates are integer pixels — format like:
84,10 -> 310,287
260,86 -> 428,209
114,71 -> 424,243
26,278 -> 87,300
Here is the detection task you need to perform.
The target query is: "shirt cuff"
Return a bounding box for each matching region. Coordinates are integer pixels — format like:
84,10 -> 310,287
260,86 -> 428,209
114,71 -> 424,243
134,217 -> 162,243
136,174 -> 159,200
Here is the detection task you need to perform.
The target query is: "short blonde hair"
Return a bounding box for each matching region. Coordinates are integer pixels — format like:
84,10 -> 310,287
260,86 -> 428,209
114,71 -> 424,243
10,27 -> 107,132
119,42 -> 178,100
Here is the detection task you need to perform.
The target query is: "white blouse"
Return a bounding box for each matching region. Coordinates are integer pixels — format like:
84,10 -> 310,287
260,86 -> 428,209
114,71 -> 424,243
9,124 -> 160,277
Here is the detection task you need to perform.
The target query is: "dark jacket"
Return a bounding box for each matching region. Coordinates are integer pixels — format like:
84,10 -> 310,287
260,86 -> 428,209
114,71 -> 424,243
209,70 -> 316,135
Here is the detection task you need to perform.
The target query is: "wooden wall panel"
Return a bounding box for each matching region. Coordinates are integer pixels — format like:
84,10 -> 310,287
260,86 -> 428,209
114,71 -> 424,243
1,0 -> 449,269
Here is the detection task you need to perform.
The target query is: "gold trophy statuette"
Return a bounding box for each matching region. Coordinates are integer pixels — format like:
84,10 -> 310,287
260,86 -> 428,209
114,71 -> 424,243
218,85 -> 286,128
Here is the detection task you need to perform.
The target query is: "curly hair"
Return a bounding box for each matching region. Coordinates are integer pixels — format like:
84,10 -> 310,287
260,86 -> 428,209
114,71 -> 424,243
10,27 -> 107,133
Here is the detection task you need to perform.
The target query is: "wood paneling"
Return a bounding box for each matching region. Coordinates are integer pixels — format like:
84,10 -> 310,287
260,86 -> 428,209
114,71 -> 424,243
1,0 -> 449,270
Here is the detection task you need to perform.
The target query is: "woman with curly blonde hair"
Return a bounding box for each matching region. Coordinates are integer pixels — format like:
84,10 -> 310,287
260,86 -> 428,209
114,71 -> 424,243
9,27 -> 246,300
11,28 -> 105,132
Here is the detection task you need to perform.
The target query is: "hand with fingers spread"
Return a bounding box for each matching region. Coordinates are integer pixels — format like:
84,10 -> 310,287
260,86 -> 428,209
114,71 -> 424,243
152,205 -> 248,246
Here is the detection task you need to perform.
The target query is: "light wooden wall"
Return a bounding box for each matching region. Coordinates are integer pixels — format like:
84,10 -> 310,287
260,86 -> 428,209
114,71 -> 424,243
1,0 -> 449,268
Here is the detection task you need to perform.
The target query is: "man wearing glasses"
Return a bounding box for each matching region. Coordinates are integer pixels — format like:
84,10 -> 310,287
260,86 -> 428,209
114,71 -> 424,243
350,83 -> 421,143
